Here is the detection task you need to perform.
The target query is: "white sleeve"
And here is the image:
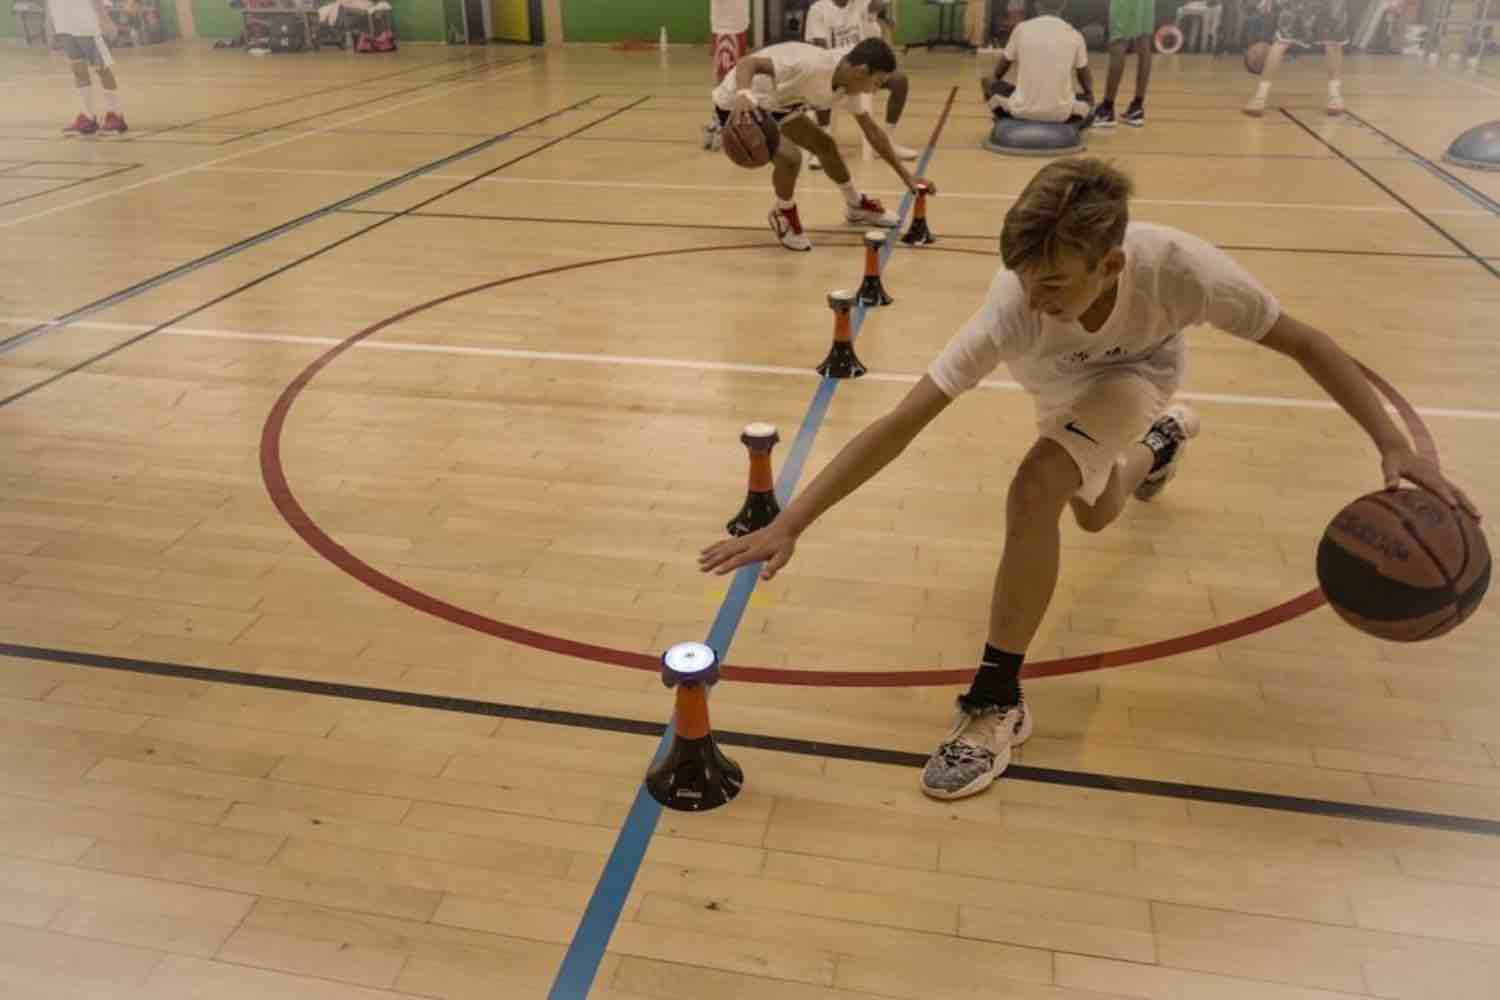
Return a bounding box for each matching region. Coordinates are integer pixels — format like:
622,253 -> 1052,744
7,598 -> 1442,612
1167,234 -> 1282,342
1001,22 -> 1022,61
927,271 -> 1032,398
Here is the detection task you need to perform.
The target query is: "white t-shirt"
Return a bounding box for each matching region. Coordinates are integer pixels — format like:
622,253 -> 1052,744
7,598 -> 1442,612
50,0 -> 103,37
928,223 -> 1282,415
805,0 -> 867,50
1001,15 -> 1089,123
712,41 -> 861,114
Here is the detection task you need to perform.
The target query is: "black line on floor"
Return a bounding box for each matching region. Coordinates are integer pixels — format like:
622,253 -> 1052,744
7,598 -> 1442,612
1,639 -> 1494,837
145,51 -> 498,138
1281,108 -> 1499,279
333,207 -> 1479,261
1343,109 -> 1500,216
0,97 -> 648,408
0,163 -> 142,210
0,94 -> 599,358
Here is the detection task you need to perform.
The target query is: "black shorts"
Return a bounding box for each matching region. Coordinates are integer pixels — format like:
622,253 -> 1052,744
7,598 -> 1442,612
714,106 -> 805,127
59,33 -> 114,68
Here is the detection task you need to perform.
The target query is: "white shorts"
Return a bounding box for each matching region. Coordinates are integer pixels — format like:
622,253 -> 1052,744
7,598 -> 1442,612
1039,370 -> 1166,504
59,33 -> 115,69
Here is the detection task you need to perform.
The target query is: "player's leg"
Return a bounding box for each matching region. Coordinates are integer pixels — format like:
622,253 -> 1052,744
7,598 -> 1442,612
1245,38 -> 1291,115
779,112 -> 898,228
96,47 -> 127,135
1122,26 -> 1154,124
767,115 -> 812,251
1323,40 -> 1345,114
1070,395 -> 1200,531
919,436 -> 1078,800
1093,29 -> 1129,125
809,107 -> 833,170
921,373 -> 1191,801
985,79 -> 1017,119
60,36 -> 98,135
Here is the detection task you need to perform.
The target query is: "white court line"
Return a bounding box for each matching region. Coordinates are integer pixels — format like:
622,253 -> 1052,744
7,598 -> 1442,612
201,166 -> 1495,217
0,58 -> 535,231
6,315 -> 1499,422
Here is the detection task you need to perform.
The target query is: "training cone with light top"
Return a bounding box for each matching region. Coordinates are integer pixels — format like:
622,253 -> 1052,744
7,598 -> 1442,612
857,231 -> 893,306
726,423 -> 781,537
816,289 -> 866,379
901,183 -> 936,245
645,642 -> 743,811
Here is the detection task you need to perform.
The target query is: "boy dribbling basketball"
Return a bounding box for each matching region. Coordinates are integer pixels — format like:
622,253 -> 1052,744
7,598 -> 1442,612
700,157 -> 1476,801
711,37 -> 934,252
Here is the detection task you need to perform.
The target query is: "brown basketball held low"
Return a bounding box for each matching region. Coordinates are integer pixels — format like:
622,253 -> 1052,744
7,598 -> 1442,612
722,112 -> 780,169
1316,487 -> 1490,642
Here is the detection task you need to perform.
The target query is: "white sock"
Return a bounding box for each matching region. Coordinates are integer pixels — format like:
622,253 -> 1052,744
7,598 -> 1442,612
103,89 -> 120,114
1329,79 -> 1342,96
776,197 -> 795,211
838,181 -> 860,206
1253,80 -> 1271,101
77,84 -> 95,117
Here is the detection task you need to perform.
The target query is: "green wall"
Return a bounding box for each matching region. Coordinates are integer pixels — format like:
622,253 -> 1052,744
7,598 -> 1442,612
893,0 -> 945,45
191,0 -> 441,40
193,0 -> 245,38
390,0 -> 445,40
563,0 -> 709,44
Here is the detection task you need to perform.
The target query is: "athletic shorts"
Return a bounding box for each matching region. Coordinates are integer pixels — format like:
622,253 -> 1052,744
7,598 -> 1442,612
1040,370 -> 1166,504
1274,0 -> 1350,47
59,33 -> 114,69
1109,0 -> 1156,40
715,105 -> 804,127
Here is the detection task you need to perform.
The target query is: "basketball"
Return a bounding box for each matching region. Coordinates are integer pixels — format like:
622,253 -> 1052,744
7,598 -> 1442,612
721,112 -> 779,169
1245,41 -> 1271,74
1316,487 -> 1490,642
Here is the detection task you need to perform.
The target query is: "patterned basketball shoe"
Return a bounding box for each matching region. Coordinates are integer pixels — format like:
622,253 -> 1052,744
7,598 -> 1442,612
920,698 -> 1034,800
1134,403 -> 1201,502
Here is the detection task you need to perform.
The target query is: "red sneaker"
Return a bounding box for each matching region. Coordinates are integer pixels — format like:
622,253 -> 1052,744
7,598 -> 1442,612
63,113 -> 99,136
101,112 -> 128,135
845,194 -> 898,227
767,203 -> 812,252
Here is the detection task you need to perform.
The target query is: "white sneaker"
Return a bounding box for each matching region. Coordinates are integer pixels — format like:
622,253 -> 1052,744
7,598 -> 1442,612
809,154 -> 823,171
889,141 -> 919,161
920,699 -> 1034,800
1326,92 -> 1345,116
768,204 -> 812,252
702,122 -> 722,151
1243,93 -> 1267,117
1134,403 -> 1200,502
844,194 -> 899,228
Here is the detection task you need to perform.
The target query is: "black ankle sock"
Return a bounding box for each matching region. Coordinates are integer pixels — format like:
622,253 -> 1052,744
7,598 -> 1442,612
960,644 -> 1024,710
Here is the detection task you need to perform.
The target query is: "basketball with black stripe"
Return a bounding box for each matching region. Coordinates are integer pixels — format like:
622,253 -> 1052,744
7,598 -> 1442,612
1317,488 -> 1490,641
721,112 -> 779,169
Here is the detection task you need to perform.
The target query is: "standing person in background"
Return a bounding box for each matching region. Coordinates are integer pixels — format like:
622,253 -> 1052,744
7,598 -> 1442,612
1243,0 -> 1348,117
1090,0 -> 1154,127
705,0 -> 752,150
804,0 -> 918,168
52,0 -> 128,135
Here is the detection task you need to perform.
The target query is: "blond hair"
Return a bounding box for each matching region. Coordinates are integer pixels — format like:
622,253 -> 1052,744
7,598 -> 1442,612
1000,158 -> 1133,273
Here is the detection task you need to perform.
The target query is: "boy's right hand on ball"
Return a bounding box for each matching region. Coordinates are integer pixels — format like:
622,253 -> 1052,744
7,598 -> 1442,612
698,523 -> 798,580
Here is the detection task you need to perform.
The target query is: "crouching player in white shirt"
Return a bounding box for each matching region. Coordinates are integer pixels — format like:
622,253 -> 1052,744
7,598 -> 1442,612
701,157 -> 1476,800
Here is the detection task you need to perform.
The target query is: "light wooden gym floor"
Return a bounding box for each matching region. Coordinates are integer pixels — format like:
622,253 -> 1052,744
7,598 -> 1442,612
1,37 -> 1499,1000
